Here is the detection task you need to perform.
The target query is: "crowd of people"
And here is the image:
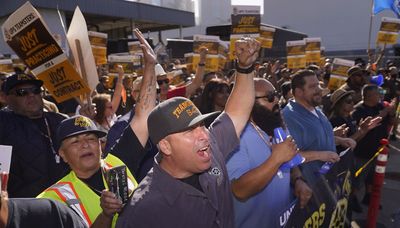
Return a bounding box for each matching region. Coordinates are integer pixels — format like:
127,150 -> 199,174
0,27 -> 398,228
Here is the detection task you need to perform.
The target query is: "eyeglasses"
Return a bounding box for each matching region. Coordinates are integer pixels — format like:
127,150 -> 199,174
9,87 -> 41,97
255,91 -> 280,102
157,78 -> 170,85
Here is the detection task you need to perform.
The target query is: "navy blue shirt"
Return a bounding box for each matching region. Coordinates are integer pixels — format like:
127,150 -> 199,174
116,113 -> 239,228
0,110 -> 69,197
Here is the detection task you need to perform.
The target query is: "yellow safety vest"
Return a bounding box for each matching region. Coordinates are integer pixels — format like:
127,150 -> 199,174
37,154 -> 137,227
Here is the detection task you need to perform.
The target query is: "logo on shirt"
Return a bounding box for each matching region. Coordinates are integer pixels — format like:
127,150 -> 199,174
208,167 -> 223,185
209,167 -> 221,176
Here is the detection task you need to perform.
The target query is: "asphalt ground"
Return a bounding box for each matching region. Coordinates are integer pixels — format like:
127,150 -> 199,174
352,136 -> 400,228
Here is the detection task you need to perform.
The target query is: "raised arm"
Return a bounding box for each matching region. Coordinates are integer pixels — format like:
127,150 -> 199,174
185,47 -> 208,97
129,29 -> 157,146
110,66 -> 124,115
225,38 -> 260,137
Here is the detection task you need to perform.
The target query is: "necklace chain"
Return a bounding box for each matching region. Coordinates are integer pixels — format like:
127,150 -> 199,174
249,121 -> 272,147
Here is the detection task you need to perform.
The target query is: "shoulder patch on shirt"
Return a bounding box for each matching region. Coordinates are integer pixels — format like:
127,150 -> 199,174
129,168 -> 153,206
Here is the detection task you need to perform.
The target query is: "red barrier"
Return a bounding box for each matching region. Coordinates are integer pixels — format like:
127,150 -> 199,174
366,139 -> 389,228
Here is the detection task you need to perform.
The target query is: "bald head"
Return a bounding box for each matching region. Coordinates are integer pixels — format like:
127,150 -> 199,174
254,78 -> 275,97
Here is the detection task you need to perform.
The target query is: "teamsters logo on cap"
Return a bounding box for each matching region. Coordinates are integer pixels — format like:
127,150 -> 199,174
147,97 -> 220,144
172,100 -> 200,119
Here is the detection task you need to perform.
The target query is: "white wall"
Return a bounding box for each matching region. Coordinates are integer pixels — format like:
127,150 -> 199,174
2,1 -> 397,54
150,0 -> 398,52
149,0 -> 232,43
262,0 -> 396,51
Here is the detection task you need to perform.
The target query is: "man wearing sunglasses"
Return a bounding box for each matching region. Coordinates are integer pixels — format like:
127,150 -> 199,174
156,47 -> 208,102
0,73 -> 69,198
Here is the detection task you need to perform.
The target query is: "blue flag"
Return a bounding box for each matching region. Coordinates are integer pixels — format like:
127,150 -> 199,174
373,0 -> 400,17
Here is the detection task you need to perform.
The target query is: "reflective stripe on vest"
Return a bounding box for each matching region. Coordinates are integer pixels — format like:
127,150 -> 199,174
48,182 -> 92,227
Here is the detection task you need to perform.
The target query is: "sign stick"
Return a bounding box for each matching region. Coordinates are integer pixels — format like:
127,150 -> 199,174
75,39 -> 92,107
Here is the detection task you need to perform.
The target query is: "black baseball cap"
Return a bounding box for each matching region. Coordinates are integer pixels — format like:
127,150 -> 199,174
2,73 -> 43,93
56,115 -> 106,150
147,97 -> 220,144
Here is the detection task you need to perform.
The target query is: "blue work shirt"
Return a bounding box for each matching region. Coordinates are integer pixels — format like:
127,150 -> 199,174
282,100 -> 336,186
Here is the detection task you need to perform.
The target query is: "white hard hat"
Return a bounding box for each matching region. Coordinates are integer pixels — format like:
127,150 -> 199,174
154,64 -> 166,77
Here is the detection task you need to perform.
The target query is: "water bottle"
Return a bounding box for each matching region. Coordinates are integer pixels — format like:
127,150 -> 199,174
273,127 -> 305,172
319,162 -> 333,174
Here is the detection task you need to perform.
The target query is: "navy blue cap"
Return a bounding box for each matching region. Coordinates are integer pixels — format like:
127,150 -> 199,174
2,73 -> 43,93
56,115 -> 106,150
147,97 -> 220,144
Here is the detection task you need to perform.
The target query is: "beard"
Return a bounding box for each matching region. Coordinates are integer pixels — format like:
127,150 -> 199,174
251,102 -> 284,136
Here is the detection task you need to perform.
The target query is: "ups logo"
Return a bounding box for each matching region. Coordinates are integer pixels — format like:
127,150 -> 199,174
74,116 -> 91,127
17,74 -> 33,81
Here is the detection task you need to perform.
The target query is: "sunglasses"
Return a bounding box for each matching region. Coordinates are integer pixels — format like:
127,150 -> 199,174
157,78 -> 170,85
9,87 -> 41,97
255,91 -> 280,102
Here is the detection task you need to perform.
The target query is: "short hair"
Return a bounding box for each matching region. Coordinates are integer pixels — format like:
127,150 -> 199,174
362,84 -> 378,98
291,69 -> 316,95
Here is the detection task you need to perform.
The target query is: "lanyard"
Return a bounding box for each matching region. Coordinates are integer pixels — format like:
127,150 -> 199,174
43,117 -> 60,163
249,121 -> 272,147
249,121 -> 283,178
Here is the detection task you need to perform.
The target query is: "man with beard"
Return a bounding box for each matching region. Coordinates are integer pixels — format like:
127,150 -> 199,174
282,70 -> 356,187
226,78 -> 312,228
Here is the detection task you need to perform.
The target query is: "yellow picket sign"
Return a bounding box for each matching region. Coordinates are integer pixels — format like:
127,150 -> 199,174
0,59 -> 14,73
287,56 -> 306,69
259,26 -> 275,49
327,75 -> 347,91
2,2 -> 90,102
229,36 -> 241,61
128,41 -> 143,55
88,31 -> 107,47
377,31 -> 398,44
37,59 -> 90,101
286,40 -> 306,69
305,51 -> 321,65
91,46 -> 107,65
376,17 -> 400,44
192,54 -> 219,73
